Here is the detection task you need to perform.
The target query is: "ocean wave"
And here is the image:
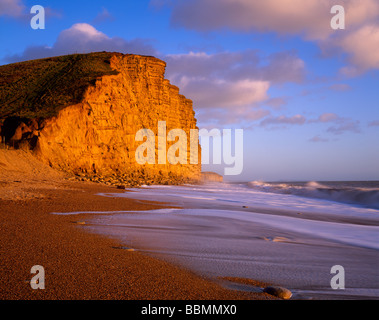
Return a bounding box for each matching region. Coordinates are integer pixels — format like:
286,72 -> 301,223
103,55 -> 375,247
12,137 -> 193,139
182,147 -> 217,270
247,181 -> 379,210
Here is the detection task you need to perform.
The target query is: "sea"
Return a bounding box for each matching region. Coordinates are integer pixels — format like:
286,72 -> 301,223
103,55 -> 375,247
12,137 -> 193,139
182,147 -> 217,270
53,180 -> 379,300
245,180 -> 379,210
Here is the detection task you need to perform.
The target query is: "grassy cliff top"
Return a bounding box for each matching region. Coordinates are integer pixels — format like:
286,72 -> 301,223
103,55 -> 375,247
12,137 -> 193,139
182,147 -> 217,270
0,52 -> 123,120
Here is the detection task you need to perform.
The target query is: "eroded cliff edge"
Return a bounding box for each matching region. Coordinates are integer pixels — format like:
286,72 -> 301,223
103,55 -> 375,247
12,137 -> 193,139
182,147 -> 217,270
0,52 -> 201,185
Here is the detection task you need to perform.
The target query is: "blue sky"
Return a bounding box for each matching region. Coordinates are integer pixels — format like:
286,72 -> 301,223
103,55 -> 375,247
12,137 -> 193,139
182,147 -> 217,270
1,0 -> 378,181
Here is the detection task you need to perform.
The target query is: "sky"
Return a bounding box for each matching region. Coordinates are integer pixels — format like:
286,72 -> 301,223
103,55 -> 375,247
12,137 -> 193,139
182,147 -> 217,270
1,0 -> 378,181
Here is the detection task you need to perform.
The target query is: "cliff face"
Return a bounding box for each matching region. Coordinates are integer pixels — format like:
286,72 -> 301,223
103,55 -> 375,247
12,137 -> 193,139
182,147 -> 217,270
0,53 -> 201,185
201,172 -> 223,183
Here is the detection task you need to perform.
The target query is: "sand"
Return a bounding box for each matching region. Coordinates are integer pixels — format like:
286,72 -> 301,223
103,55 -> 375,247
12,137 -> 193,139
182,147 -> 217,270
0,149 -> 275,300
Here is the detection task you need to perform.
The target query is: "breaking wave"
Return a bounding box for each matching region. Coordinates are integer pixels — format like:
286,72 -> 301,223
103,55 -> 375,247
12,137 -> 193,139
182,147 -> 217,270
247,181 -> 379,210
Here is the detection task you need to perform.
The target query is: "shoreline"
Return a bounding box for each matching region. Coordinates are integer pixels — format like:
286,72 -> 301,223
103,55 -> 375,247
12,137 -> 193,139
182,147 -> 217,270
1,149 -> 377,300
85,183 -> 379,300
0,178 -> 275,300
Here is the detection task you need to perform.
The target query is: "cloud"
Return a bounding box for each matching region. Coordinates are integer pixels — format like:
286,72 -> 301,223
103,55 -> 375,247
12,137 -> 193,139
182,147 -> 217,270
309,112 -> 340,123
177,77 -> 271,126
165,50 -> 305,86
92,7 -> 114,24
337,23 -> 379,75
308,112 -> 361,134
0,0 -> 25,18
4,23 -> 157,63
158,0 -> 379,74
260,114 -> 306,127
327,120 -> 361,134
0,0 -> 61,22
309,135 -> 329,142
264,97 -> 288,109
368,120 -> 379,127
328,83 -> 352,91
164,0 -> 333,39
196,107 -> 270,127
180,78 -> 270,109
257,112 -> 362,134
163,0 -> 379,38
164,50 -> 305,125
257,51 -> 305,84
318,113 -> 340,122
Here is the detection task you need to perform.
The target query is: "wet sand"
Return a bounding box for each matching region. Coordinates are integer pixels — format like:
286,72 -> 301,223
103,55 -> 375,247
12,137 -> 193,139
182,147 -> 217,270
83,184 -> 379,300
0,179 -> 276,300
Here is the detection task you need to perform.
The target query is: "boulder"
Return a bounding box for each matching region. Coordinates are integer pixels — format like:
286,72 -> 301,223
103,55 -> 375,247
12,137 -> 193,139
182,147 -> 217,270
263,286 -> 292,299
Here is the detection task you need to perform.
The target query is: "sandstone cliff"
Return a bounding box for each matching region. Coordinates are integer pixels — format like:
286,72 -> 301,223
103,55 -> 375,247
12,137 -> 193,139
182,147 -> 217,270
0,52 -> 201,185
201,172 -> 223,183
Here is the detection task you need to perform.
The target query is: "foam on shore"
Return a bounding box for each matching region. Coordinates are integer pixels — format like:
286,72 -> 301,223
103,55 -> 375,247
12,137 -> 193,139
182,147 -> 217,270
61,183 -> 379,299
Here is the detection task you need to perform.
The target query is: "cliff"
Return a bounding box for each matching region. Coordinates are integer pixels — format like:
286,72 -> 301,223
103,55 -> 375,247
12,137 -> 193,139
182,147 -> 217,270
0,52 -> 201,185
201,172 -> 223,183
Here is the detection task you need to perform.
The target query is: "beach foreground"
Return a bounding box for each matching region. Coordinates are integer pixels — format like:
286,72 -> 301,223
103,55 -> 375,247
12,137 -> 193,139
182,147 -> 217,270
0,182 -> 276,300
0,151 -> 273,300
1,150 -> 378,300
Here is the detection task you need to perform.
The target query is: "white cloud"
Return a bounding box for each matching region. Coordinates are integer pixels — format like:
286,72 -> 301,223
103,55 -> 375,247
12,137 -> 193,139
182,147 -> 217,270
338,24 -> 379,75
164,50 -> 306,125
174,76 -> 271,126
165,51 -> 305,103
177,78 -> 270,109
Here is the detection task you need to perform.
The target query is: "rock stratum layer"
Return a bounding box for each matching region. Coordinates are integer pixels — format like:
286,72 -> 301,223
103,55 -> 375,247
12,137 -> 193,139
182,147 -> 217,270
201,172 -> 223,183
0,52 -> 201,185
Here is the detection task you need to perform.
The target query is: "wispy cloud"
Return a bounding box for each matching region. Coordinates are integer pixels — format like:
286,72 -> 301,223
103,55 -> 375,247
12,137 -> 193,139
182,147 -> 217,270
308,112 -> 339,123
258,112 -> 362,135
368,120 -> 379,127
309,112 -> 361,134
328,83 -> 352,91
92,7 -> 114,24
260,114 -> 306,127
309,135 -> 329,142
326,120 -> 361,135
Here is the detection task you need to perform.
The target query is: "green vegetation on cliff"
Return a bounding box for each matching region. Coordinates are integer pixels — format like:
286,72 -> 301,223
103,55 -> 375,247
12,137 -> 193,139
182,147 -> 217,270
0,52 -> 121,120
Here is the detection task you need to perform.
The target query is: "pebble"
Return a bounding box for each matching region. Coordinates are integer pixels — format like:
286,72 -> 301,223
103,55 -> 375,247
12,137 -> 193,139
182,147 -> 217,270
112,246 -> 135,252
263,286 -> 292,299
263,236 -> 289,242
